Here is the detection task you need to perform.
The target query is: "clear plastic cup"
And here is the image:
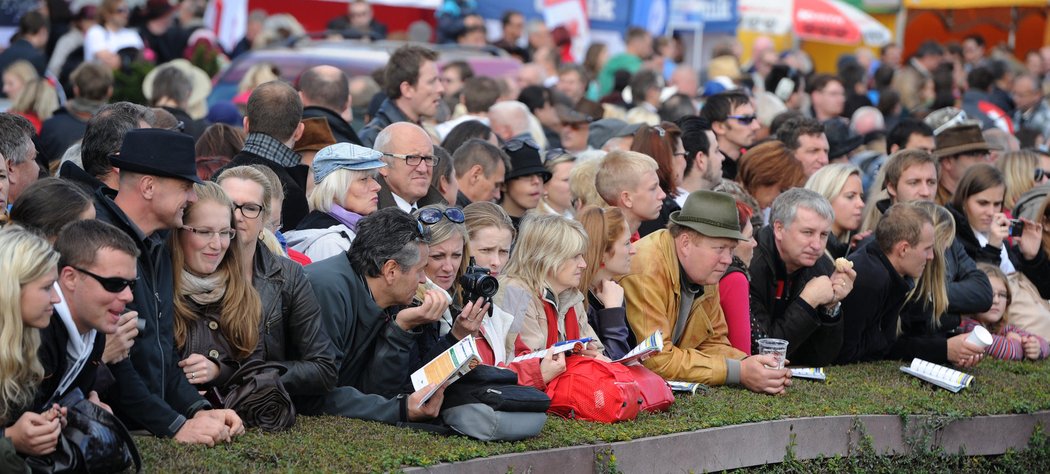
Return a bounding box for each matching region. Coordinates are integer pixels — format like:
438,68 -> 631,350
757,338 -> 789,369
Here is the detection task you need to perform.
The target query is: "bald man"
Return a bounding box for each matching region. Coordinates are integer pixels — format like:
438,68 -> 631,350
299,65 -> 363,145
373,122 -> 446,212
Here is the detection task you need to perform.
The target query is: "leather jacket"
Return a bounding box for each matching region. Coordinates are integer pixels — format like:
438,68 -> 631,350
251,245 -> 338,396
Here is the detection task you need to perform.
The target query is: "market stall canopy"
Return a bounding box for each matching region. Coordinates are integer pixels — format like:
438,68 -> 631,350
739,0 -> 893,46
903,0 -> 1047,7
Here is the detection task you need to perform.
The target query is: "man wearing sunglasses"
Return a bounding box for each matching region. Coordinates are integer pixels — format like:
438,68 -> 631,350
303,208 -> 449,424
95,129 -> 244,445
374,122 -> 447,213
700,91 -> 759,180
36,221 -> 140,417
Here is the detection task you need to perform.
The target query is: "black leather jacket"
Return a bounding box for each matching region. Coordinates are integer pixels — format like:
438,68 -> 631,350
251,245 -> 337,397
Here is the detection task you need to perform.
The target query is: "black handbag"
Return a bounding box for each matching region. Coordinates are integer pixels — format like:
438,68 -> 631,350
220,360 -> 296,431
25,388 -> 141,473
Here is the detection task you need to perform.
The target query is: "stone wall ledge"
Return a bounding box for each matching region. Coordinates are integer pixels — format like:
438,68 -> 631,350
406,411 -> 1050,473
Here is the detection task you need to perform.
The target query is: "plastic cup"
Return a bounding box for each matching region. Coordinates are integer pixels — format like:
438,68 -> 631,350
966,326 -> 993,349
757,338 -> 789,369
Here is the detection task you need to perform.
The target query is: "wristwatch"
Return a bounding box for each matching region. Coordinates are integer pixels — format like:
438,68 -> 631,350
822,302 -> 842,319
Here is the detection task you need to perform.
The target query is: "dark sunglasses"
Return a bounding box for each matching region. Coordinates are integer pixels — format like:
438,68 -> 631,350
726,114 -> 757,125
1036,168 -> 1046,182
73,266 -> 136,293
418,207 -> 465,225
415,220 -> 432,243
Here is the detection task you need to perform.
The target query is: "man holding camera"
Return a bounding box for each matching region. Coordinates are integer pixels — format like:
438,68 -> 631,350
302,208 -> 487,424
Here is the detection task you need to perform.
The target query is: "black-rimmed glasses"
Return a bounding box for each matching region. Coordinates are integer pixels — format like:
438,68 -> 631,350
73,267 -> 136,293
233,202 -> 264,219
1036,168 -> 1046,182
418,207 -> 465,225
383,152 -> 438,167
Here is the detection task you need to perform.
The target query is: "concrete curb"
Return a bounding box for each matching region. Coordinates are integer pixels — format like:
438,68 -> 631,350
405,411 -> 1050,473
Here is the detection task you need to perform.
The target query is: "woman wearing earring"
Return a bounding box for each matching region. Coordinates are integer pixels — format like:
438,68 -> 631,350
0,227 -> 63,467
215,166 -> 337,400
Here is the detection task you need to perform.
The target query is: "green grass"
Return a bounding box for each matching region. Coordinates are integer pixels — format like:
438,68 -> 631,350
137,359 -> 1050,472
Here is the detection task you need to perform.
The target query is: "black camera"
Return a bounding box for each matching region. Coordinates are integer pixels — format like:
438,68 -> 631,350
1009,219 -> 1025,237
460,257 -> 499,309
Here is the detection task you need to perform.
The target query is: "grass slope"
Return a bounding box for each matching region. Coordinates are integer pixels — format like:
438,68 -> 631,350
138,358 -> 1050,472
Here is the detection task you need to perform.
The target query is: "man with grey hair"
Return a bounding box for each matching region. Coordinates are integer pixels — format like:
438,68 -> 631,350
373,122 -> 446,212
0,113 -> 40,204
488,100 -> 532,142
302,207 -> 456,424
1012,73 -> 1050,136
749,188 -> 857,366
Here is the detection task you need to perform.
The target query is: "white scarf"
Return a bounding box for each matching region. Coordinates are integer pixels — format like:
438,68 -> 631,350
52,284 -> 96,401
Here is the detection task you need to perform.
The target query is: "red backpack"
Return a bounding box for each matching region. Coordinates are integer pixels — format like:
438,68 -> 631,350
545,357 -> 642,423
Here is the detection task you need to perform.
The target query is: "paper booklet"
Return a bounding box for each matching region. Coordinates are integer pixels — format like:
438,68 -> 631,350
410,336 -> 481,407
615,330 -> 664,365
510,338 -> 593,363
899,358 -> 974,393
790,367 -> 827,381
667,381 -> 706,395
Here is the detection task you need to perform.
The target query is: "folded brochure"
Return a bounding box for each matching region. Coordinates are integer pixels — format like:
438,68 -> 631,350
899,358 -> 974,392
614,330 -> 663,365
410,336 -> 481,407
789,367 -> 826,381
510,338 -> 592,363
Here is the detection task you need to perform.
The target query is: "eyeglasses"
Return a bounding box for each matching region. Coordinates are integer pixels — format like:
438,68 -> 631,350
418,207 -> 465,225
544,148 -> 572,163
652,126 -> 666,137
169,121 -> 185,133
503,137 -> 540,152
382,152 -> 438,167
233,202 -> 264,219
1036,168 -> 1046,182
182,226 -> 236,241
73,267 -> 136,293
673,152 -> 688,158
726,115 -> 757,125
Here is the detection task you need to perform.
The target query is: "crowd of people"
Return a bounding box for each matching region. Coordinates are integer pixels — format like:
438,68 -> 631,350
1,0 -> 1050,468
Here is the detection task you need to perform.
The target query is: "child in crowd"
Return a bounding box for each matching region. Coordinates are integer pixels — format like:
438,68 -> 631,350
960,264 -> 1049,361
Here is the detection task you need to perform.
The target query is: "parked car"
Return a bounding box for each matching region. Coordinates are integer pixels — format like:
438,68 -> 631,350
207,39 -> 522,106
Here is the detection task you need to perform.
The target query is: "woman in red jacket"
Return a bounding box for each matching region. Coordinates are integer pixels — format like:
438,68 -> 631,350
720,201 -> 758,354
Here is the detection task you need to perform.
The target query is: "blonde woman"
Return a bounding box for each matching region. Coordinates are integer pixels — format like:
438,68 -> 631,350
997,150 -> 1049,212
2,60 -> 37,105
493,214 -> 606,357
0,227 -> 63,461
805,163 -> 868,258
890,202 -> 984,366
8,77 -> 57,132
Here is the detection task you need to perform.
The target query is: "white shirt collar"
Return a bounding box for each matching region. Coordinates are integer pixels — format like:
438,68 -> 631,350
391,192 -> 415,214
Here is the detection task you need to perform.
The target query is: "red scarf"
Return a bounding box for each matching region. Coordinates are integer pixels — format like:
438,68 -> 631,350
543,300 -> 580,348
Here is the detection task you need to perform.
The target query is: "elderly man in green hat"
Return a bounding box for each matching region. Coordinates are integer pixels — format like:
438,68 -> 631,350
621,190 -> 792,394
